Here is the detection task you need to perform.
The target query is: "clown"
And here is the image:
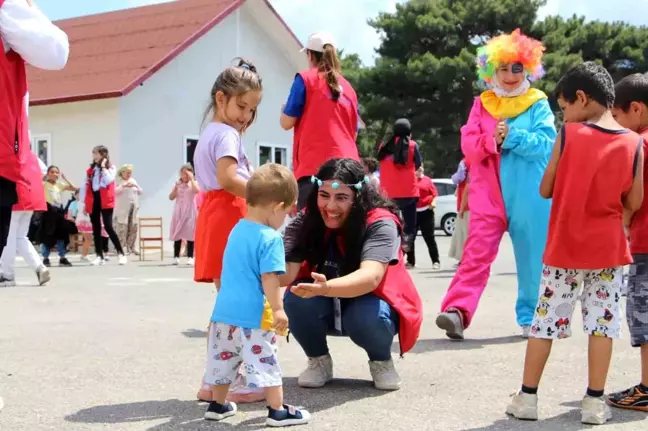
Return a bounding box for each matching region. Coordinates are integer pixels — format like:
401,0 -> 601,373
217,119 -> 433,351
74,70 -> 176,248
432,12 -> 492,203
436,29 -> 556,339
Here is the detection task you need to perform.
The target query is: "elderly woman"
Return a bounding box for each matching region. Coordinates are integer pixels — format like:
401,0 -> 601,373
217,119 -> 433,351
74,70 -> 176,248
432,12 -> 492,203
281,158 -> 423,391
114,164 -> 142,255
436,29 -> 557,340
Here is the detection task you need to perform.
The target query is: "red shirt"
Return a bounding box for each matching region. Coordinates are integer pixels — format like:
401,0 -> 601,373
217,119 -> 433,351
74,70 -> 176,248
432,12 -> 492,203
379,140 -> 419,199
543,123 -> 639,269
630,128 -> 648,254
292,68 -> 359,179
456,159 -> 469,212
415,176 -> 437,209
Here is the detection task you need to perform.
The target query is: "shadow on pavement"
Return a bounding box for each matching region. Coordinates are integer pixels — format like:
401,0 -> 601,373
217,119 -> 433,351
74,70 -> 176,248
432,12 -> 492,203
394,336 -> 525,353
64,377 -> 386,430
181,329 -> 208,338
460,401 -> 645,431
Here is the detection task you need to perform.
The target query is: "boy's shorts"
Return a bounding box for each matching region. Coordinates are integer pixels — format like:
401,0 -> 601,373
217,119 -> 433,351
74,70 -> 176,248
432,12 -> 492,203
627,254 -> 648,347
529,265 -> 623,340
204,322 -> 282,388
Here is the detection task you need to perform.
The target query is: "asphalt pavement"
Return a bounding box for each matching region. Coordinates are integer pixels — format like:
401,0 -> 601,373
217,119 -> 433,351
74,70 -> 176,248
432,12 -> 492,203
0,234 -> 646,430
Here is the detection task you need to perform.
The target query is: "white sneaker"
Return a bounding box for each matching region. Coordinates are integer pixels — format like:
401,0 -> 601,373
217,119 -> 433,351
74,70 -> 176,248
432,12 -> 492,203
187,257 -> 195,266
91,257 -> 104,266
432,262 -> 441,270
369,358 -> 401,390
80,255 -> 91,262
298,354 -> 333,388
506,391 -> 538,420
521,325 -> 531,338
118,255 -> 127,265
581,396 -> 612,425
172,257 -> 180,266
36,266 -> 50,286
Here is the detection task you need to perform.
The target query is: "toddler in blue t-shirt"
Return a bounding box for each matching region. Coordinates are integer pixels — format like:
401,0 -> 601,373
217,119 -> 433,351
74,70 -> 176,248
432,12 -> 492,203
203,163 -> 310,427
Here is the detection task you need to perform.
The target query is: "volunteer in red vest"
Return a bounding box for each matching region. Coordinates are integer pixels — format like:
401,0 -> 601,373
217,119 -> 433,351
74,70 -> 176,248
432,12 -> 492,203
406,164 -> 440,270
377,118 -> 422,252
281,158 -> 423,391
280,31 -> 360,210
80,145 -> 127,266
0,0 -> 68,266
0,150 -> 50,287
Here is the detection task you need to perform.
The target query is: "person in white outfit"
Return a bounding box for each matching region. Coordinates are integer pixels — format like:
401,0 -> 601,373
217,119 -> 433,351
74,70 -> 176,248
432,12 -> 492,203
0,0 -> 69,411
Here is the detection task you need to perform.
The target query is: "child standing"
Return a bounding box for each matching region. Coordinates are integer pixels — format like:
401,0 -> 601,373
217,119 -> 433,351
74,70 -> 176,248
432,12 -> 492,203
169,163 -> 199,265
607,73 -> 648,412
203,163 -> 309,427
507,62 -> 644,425
193,59 -> 263,402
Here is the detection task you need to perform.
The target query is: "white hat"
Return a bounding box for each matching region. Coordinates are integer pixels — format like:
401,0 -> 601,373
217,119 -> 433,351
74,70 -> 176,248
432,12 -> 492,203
301,32 -> 336,53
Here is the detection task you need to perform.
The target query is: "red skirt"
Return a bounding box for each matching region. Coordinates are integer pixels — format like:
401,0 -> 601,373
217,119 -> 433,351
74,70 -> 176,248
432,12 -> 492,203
194,190 -> 246,283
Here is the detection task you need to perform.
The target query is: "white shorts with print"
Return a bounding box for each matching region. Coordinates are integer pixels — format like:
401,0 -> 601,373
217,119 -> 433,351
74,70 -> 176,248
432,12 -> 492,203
204,322 -> 282,388
529,265 -> 624,340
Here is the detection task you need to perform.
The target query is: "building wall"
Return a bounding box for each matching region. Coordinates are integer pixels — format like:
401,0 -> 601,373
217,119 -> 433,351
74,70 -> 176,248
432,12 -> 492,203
28,98 -> 121,192
119,5 -> 299,244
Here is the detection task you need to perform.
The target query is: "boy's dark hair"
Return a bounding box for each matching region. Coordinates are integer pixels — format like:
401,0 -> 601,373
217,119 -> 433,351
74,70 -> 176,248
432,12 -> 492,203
614,73 -> 648,111
361,157 -> 379,173
246,163 -> 297,208
555,61 -> 615,108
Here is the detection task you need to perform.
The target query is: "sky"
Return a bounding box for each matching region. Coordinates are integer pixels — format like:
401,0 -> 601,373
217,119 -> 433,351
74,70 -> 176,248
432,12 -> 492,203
36,0 -> 646,66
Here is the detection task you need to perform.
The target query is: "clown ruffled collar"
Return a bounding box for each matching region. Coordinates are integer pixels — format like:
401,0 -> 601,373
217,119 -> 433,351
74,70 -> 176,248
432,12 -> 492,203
480,88 -> 547,119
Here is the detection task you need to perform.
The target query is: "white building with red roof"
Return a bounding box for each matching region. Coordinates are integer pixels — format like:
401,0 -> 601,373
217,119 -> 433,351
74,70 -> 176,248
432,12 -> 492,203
27,0 -> 306,245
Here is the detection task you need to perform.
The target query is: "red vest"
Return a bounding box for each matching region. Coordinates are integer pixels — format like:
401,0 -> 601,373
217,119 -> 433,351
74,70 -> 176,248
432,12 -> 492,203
0,0 -> 30,187
294,208 -> 423,355
14,152 -> 46,212
456,158 -> 469,211
84,166 -> 116,212
292,68 -> 360,179
630,128 -> 648,254
415,176 -> 437,209
379,140 -> 419,199
544,123 -> 637,269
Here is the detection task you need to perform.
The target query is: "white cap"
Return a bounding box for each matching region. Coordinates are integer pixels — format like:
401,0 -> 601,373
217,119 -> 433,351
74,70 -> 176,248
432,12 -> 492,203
301,32 -> 336,53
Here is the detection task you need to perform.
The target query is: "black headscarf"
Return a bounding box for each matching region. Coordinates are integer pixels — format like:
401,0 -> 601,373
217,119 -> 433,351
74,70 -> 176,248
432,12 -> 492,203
377,118 -> 412,165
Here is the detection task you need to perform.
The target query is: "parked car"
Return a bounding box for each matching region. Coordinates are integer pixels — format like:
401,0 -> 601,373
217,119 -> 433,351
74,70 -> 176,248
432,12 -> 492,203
432,178 -> 457,236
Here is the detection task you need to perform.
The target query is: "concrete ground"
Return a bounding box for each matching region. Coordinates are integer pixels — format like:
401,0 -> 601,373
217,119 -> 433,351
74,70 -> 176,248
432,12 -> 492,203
0,234 -> 646,430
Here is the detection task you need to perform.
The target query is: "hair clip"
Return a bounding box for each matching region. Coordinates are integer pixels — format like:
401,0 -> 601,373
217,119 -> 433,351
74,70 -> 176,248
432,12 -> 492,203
239,63 -> 251,71
311,175 -> 370,191
311,175 -> 323,187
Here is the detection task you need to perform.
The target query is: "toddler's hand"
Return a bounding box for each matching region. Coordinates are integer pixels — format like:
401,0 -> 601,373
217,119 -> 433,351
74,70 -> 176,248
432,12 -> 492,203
272,309 -> 289,333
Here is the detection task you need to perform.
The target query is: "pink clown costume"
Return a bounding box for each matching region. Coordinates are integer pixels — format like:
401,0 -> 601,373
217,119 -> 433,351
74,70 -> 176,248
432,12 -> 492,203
436,29 -> 557,339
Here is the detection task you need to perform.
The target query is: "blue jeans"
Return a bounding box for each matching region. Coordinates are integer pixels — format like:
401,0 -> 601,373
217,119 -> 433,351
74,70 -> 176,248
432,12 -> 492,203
284,290 -> 399,361
41,240 -> 66,258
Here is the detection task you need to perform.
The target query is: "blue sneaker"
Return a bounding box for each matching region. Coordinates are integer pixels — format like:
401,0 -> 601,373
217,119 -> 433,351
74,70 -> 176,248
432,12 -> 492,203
266,404 -> 311,427
204,401 -> 237,421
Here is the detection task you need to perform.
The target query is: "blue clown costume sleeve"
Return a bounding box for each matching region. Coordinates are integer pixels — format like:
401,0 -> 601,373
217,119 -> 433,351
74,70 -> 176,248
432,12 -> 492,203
500,98 -> 556,325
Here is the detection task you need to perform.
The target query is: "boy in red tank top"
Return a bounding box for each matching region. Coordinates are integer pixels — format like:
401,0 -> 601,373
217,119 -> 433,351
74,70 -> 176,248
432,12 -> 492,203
607,73 -> 648,412
507,62 -> 644,425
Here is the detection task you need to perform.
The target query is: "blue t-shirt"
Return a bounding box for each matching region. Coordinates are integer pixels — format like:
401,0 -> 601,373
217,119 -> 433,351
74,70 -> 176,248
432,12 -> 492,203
210,219 -> 286,329
283,75 -> 362,131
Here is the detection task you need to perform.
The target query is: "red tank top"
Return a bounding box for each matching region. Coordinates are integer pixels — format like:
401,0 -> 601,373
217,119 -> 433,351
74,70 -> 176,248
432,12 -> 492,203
630,128 -> 648,254
379,139 -> 419,198
292,68 -> 359,179
543,123 -> 640,269
0,2 -> 29,187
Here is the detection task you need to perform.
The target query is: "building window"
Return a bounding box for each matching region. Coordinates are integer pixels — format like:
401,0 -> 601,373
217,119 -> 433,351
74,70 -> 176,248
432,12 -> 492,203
256,142 -> 288,167
31,133 -> 51,167
183,135 -> 199,168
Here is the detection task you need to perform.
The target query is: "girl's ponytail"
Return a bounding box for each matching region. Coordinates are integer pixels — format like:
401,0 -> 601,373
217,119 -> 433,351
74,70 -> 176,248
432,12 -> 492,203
320,44 -> 341,101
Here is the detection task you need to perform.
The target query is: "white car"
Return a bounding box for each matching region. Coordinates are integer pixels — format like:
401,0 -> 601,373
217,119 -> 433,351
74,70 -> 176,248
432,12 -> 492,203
432,178 -> 458,236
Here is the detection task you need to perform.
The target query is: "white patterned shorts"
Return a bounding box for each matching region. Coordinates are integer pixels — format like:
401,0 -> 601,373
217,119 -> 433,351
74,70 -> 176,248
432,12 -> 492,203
204,322 -> 282,388
529,265 -> 624,340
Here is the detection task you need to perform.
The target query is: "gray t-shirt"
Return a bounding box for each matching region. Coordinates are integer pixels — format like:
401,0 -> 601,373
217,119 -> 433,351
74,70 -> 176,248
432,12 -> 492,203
284,214 -> 400,268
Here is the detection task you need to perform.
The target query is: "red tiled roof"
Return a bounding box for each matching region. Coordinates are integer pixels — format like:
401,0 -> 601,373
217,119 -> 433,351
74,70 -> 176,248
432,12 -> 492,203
27,0 -> 298,106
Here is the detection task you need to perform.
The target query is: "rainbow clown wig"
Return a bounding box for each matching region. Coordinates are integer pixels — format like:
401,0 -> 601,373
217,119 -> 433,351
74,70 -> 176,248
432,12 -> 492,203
476,29 -> 545,85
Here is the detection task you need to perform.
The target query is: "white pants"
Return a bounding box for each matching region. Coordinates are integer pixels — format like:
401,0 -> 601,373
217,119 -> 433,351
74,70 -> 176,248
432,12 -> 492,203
0,211 -> 43,278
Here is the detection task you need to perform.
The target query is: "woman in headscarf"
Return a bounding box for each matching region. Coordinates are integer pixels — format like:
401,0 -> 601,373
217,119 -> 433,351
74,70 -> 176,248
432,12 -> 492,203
377,119 -> 422,253
435,29 -> 557,340
280,32 -> 360,210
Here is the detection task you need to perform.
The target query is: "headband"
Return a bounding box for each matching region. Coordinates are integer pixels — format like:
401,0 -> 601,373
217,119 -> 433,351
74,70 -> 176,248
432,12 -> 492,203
476,28 -> 545,85
311,175 -> 370,191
